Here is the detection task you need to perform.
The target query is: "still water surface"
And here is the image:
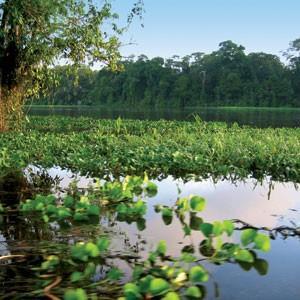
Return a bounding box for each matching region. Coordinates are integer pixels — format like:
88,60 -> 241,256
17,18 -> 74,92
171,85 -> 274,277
1,168 -> 300,299
27,106 -> 300,128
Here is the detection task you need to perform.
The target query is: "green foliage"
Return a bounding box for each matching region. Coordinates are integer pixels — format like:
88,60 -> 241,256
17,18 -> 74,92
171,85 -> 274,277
19,175 -> 154,225
64,288 -> 88,300
12,173 -> 271,299
38,39 -> 300,108
1,116 -> 300,183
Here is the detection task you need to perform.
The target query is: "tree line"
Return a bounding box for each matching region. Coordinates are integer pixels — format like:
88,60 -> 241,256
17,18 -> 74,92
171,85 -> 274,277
39,40 -> 300,108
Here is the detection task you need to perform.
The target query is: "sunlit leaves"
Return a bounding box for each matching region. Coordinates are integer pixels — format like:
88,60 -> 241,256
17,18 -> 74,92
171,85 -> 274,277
241,229 -> 257,246
234,249 -> 254,263
149,278 -> 170,296
241,229 -> 271,252
254,234 -> 271,252
64,288 -> 88,300
189,266 -> 209,283
156,240 -> 167,256
200,223 -> 213,237
190,196 -> 206,212
185,286 -> 202,298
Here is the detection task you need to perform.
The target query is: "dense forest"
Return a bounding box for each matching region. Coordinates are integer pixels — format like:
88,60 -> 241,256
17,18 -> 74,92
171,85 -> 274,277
38,40 -> 300,108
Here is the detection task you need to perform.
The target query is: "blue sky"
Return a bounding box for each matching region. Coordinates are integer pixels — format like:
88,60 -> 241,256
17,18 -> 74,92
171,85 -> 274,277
115,0 -> 300,61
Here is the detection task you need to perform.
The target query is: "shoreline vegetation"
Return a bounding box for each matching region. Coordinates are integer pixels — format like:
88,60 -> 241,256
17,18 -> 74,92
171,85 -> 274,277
25,104 -> 300,112
1,116 -> 299,182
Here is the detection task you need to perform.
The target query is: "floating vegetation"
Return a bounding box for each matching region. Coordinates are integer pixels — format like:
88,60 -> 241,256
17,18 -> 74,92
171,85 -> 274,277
0,116 -> 299,183
0,175 -> 272,299
1,117 -> 300,299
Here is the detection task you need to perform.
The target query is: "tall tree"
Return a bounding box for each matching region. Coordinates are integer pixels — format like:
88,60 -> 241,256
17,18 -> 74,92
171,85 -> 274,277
0,0 -> 143,130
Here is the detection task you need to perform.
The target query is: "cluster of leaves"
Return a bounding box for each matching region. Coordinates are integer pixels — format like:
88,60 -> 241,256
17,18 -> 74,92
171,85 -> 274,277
120,228 -> 270,300
38,237 -> 114,300
20,194 -> 100,223
155,195 -> 270,265
1,116 -> 300,183
19,175 -> 157,225
0,171 -> 272,299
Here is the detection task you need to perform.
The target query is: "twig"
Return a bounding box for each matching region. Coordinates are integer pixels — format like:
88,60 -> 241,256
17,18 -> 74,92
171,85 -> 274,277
0,254 -> 26,261
44,276 -> 62,300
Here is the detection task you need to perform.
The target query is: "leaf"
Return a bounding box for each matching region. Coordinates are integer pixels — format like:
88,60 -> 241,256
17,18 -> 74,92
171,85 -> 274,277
124,283 -> 141,299
254,259 -> 269,276
223,220 -> 234,236
254,234 -> 271,252
64,288 -> 88,300
149,278 -> 170,296
97,238 -> 110,252
190,196 -> 206,212
190,215 -> 203,230
162,207 -> 173,217
146,182 -> 158,197
200,223 -> 213,237
85,242 -> 100,258
139,275 -> 154,294
185,286 -> 202,298
162,215 -> 173,226
107,267 -> 124,281
74,212 -> 88,222
70,272 -> 83,282
87,205 -> 100,216
156,240 -> 167,256
241,229 -> 257,246
162,292 -> 180,300
64,196 -> 74,208
83,262 -> 96,277
189,266 -> 209,283
235,249 -> 254,263
136,218 -> 146,231
212,221 -> 224,236
183,224 -> 192,236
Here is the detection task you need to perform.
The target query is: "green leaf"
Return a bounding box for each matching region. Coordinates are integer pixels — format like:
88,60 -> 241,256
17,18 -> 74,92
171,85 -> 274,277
162,215 -> 173,226
183,224 -> 192,236
139,275 -> 154,294
241,229 -> 257,246
212,221 -> 224,236
190,196 -> 206,212
97,237 -> 110,252
149,278 -> 170,296
190,215 -> 203,230
87,205 -> 100,216
146,182 -> 158,197
85,242 -> 100,258
223,220 -> 234,236
189,266 -> 209,283
156,240 -> 167,256
162,292 -> 180,300
200,223 -> 213,237
235,249 -> 254,263
254,234 -> 271,252
107,267 -> 124,281
185,286 -> 202,298
64,196 -> 74,208
254,259 -> 269,276
57,207 -> 72,219
70,271 -> 83,282
162,207 -> 173,217
83,262 -> 96,277
124,283 -> 141,299
74,212 -> 89,221
64,288 -> 88,300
